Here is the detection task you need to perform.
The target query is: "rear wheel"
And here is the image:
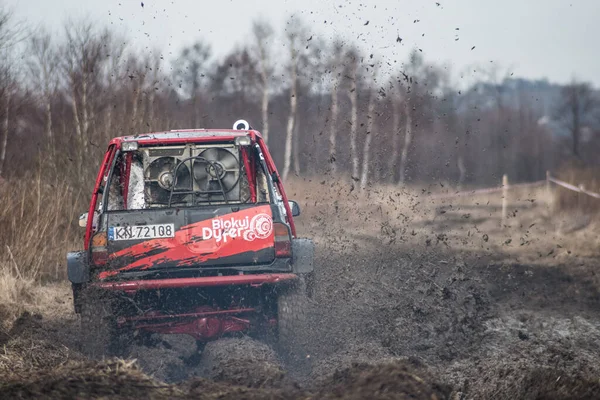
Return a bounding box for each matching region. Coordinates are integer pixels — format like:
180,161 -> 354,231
300,271 -> 315,299
79,288 -> 128,359
72,283 -> 83,314
277,279 -> 308,362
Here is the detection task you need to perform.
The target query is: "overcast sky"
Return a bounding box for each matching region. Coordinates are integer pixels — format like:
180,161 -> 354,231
5,0 -> 599,86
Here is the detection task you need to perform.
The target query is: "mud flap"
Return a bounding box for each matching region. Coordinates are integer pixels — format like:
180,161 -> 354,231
292,238 -> 315,298
67,251 -> 90,284
292,238 -> 314,274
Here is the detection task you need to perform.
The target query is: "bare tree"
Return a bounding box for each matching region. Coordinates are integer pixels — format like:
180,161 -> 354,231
210,46 -> 261,112
0,6 -> 25,53
281,17 -> 307,181
27,30 -> 59,141
173,41 -> 211,128
387,84 -> 402,181
293,35 -> 325,177
252,20 -> 274,143
125,52 -> 166,137
398,89 -> 412,184
397,50 -> 436,184
348,50 -> 360,180
0,6 -> 25,176
282,47 -> 297,180
61,21 -> 110,178
146,53 -> 163,131
327,40 -> 344,175
480,64 -> 515,177
101,34 -> 127,139
556,80 -> 598,158
0,69 -> 14,176
360,85 -> 377,190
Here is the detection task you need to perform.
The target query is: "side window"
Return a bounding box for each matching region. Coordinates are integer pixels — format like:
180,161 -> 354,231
128,153 -> 145,209
238,164 -> 252,203
107,155 -> 125,211
106,152 -> 146,211
256,158 -> 270,203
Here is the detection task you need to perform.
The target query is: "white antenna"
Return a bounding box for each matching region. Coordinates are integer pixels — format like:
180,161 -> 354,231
233,119 -> 250,130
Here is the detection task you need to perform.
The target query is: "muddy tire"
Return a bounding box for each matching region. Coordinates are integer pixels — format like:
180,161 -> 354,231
72,283 -> 83,314
277,279 -> 308,362
300,271 -> 315,299
79,288 -> 119,359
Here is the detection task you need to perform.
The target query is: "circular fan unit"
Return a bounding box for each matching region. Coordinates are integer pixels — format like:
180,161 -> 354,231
144,157 -> 191,204
193,148 -> 240,196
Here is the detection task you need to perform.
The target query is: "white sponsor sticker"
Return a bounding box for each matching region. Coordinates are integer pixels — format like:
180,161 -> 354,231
202,213 -> 273,243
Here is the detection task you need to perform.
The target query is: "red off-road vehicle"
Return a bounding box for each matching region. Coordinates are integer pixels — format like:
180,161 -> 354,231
68,120 -> 314,358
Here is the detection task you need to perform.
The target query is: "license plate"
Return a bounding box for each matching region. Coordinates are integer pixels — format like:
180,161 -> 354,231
108,224 -> 175,241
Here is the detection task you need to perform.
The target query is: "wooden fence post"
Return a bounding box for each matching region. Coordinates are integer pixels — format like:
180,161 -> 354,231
546,170 -> 552,214
501,174 -> 508,227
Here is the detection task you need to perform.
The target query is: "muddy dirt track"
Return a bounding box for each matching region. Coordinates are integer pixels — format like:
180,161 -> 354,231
1,182 -> 600,399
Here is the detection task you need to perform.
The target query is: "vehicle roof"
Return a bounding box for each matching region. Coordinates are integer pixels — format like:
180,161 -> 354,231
109,129 -> 261,146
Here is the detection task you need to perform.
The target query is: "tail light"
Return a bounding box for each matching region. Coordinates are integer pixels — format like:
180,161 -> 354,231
91,232 -> 108,265
274,223 -> 292,258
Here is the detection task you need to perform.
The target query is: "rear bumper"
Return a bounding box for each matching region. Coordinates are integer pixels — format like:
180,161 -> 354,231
93,273 -> 298,292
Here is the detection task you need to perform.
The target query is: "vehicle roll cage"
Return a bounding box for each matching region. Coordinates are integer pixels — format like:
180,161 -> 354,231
167,154 -> 241,207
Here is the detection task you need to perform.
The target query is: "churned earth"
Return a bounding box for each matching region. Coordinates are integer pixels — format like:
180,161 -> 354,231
1,180 -> 599,399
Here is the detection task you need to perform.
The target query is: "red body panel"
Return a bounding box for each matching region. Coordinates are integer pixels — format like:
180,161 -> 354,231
100,205 -> 275,279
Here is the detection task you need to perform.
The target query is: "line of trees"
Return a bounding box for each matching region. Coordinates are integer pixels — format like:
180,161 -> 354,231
0,8 -> 599,193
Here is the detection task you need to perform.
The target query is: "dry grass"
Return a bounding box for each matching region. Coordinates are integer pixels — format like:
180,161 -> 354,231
0,173 -> 84,324
0,358 -> 185,399
0,266 -> 35,321
286,175 -> 552,231
554,164 -> 600,213
286,174 -> 600,264
0,175 -> 83,284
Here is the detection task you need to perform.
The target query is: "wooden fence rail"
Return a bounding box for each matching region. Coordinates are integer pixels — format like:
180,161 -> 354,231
430,171 -> 600,227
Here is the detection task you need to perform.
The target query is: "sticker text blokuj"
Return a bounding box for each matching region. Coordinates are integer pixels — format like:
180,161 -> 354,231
202,213 -> 273,243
